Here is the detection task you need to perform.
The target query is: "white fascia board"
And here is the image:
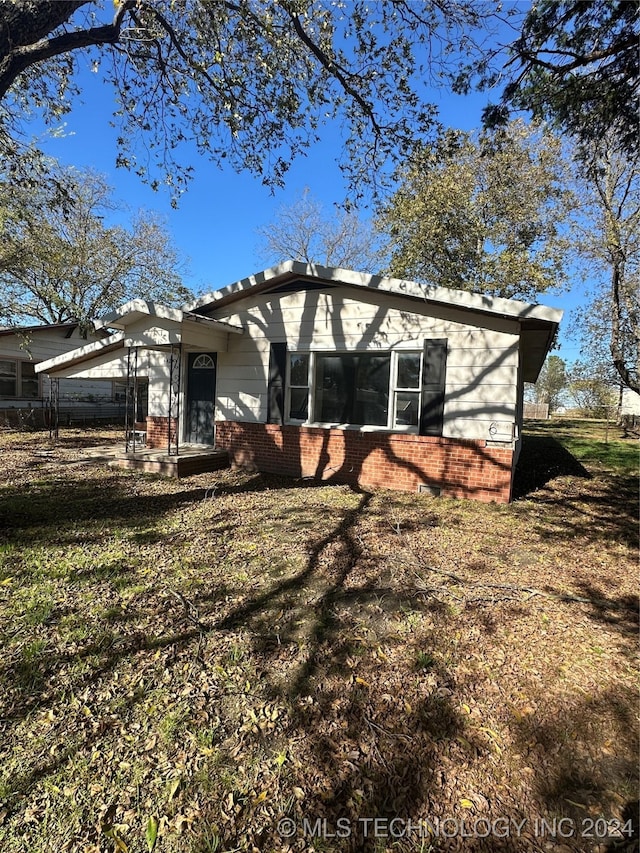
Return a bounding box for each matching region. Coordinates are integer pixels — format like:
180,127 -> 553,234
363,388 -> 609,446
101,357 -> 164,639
94,300 -> 185,330
187,261 -> 563,326
35,331 -> 126,373
94,299 -> 244,335
185,261 -> 300,310
182,312 -> 244,334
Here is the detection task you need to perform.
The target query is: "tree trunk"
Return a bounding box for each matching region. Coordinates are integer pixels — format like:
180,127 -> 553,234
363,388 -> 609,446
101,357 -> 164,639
610,257 -> 640,394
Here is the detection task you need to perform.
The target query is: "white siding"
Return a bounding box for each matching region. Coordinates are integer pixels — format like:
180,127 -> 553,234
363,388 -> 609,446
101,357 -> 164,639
620,388 -> 640,416
210,286 -> 521,441
0,327 -> 114,406
147,352 -> 173,417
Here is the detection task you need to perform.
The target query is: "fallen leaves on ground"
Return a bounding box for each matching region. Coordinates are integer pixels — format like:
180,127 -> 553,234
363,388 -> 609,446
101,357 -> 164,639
0,423 -> 637,852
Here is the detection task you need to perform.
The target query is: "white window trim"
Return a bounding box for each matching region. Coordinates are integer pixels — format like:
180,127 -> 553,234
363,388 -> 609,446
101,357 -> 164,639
391,351 -> 423,431
285,352 -> 311,424
285,350 -> 424,433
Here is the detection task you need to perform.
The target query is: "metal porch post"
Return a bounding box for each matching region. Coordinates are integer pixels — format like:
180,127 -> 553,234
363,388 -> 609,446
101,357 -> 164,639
168,344 -> 182,457
48,376 -> 59,439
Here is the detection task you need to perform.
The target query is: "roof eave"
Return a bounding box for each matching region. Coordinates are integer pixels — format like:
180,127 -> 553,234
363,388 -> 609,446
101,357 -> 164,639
189,262 -> 564,327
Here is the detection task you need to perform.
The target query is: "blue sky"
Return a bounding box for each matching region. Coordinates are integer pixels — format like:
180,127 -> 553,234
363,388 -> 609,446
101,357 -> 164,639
30,50 -> 585,363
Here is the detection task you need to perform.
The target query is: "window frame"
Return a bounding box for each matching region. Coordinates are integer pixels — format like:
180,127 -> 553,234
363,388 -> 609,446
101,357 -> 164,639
285,352 -> 311,424
0,358 -> 41,399
391,351 -> 423,430
285,350 -> 426,433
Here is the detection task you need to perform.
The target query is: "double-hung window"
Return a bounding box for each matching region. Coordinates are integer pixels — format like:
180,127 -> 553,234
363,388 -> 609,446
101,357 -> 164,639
393,353 -> 421,428
288,353 -> 310,421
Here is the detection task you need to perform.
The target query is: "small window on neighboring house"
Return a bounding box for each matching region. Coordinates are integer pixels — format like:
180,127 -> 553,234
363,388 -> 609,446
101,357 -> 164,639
20,361 -> 39,398
288,353 -> 309,421
0,360 -> 17,397
0,360 -> 39,398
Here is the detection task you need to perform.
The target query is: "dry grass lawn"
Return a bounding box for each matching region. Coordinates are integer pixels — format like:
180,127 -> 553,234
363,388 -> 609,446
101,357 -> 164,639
0,420 -> 637,853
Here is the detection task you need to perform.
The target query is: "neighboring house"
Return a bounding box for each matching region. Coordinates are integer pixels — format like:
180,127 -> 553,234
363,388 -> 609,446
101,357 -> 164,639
36,263 -> 563,502
0,323 -> 117,420
619,387 -> 640,417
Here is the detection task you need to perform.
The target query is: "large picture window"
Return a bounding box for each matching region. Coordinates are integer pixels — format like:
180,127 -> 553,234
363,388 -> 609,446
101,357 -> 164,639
314,354 -> 390,426
281,342 -> 447,435
0,359 -> 39,398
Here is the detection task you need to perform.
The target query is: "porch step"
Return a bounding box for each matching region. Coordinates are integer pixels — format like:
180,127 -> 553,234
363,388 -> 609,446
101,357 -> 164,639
110,447 -> 229,477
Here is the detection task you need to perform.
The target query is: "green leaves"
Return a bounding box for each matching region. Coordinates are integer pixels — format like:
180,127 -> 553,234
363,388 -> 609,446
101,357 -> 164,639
497,0 -> 639,159
145,815 -> 158,852
0,0 -> 501,200
0,159 -> 192,326
378,121 -> 571,301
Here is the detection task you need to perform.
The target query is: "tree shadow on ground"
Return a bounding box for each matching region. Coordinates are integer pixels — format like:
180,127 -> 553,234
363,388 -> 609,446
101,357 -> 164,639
511,689 -> 639,851
2,434 -> 636,852
513,434 -> 591,499
526,471 -> 638,549
0,468 -> 322,551
570,578 -> 639,638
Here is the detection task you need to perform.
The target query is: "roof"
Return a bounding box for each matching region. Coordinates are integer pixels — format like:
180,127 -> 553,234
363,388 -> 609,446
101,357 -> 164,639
0,322 -> 109,339
94,299 -> 243,334
187,261 -> 563,327
187,261 -> 563,382
36,264 -> 563,383
34,332 -> 128,374
35,302 -> 242,376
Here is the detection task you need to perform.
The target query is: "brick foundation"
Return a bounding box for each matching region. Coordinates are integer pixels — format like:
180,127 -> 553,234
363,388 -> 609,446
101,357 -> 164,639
215,421 -> 514,503
145,416 -> 179,449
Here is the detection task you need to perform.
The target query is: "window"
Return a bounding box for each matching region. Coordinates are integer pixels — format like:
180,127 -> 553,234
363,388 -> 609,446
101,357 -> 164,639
0,360 -> 17,397
288,353 -> 309,421
314,354 -> 390,426
393,353 -> 421,427
0,359 -> 40,398
113,380 -> 149,419
20,361 -> 39,398
283,343 -> 447,435
192,353 -> 215,369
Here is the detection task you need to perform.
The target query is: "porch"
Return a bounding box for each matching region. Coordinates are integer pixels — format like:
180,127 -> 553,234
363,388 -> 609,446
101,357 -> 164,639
110,443 -> 229,477
34,300 -> 244,474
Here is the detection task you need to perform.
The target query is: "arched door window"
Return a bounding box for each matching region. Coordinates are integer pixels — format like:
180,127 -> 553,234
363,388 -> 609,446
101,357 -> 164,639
192,353 -> 215,369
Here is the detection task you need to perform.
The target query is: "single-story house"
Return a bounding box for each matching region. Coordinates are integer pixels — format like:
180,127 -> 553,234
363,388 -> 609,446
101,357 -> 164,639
36,262 -> 563,502
0,323 -> 117,424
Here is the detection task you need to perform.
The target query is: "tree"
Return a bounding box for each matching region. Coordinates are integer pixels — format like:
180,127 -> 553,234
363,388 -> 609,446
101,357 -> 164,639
534,354 -> 567,413
567,360 -> 618,417
256,190 -> 385,272
479,0 -> 639,158
0,0 -> 497,201
377,121 -> 570,300
571,140 -> 639,394
0,162 -> 191,328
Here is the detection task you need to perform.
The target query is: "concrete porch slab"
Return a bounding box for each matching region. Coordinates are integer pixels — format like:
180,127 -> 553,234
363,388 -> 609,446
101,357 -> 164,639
110,445 -> 229,477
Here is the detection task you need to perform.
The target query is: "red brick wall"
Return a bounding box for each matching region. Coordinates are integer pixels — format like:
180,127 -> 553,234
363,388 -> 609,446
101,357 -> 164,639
215,421 -> 514,503
146,416 -> 178,450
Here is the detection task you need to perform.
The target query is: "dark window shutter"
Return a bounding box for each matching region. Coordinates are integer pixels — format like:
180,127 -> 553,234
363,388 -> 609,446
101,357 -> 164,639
267,342 -> 287,424
419,339 -> 447,436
